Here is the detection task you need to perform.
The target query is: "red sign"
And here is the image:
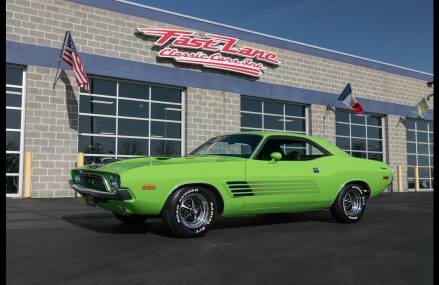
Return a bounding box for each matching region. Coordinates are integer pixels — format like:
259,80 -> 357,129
136,28 -> 280,77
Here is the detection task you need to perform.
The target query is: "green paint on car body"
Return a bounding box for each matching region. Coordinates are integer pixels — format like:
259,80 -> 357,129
69,131 -> 393,219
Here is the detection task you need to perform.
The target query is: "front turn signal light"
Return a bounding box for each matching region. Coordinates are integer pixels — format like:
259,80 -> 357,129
142,184 -> 156,190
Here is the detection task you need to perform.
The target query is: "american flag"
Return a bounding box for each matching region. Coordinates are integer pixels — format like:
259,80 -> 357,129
61,32 -> 90,91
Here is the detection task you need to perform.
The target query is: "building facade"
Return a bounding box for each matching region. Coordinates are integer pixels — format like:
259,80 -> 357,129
6,0 -> 433,198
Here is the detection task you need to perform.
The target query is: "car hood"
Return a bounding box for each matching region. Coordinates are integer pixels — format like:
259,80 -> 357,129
85,155 -> 246,172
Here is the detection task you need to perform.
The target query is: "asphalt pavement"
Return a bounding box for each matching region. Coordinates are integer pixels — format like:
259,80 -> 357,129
6,192 -> 433,285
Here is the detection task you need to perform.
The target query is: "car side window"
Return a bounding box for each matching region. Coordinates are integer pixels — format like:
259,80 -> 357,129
256,138 -> 327,161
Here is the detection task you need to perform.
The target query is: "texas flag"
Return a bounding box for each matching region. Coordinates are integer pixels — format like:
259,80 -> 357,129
337,83 -> 364,113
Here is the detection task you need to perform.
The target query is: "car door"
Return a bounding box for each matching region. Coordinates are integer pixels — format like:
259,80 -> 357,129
242,136 -> 329,212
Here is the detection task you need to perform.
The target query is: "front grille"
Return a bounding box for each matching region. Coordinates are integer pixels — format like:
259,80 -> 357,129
78,174 -> 108,192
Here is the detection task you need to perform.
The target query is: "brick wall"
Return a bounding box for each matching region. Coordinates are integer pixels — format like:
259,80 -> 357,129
185,88 -> 240,153
309,104 -> 336,144
25,65 -> 78,197
385,115 -> 409,192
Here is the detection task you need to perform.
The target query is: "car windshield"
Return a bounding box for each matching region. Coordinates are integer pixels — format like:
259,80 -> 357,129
189,134 -> 262,158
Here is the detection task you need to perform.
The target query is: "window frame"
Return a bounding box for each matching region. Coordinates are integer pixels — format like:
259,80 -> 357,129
251,135 -> 332,161
335,110 -> 386,162
77,75 -> 185,162
6,64 -> 27,198
405,118 -> 433,191
240,96 -> 309,135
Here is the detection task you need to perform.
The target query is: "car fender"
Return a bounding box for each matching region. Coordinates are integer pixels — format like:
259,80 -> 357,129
164,180 -> 244,216
330,178 -> 371,205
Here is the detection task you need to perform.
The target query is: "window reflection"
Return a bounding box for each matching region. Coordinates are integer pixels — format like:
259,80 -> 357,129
351,152 -> 366,159
6,91 -> 22,107
285,118 -> 305,132
351,125 -> 366,138
119,82 -> 148,100
84,156 -> 116,165
151,86 -> 181,103
79,96 -> 116,115
78,135 -> 115,154
6,66 -> 24,195
285,104 -> 305,117
6,154 -> 20,173
264,101 -> 283,114
335,111 -> 349,122
367,127 -> 382,139
367,153 -> 383,161
150,140 -> 181,157
335,111 -> 384,162
78,78 -> 182,160
79,115 -> 116,134
241,97 -> 262,112
151,103 -> 181,120
241,113 -> 262,129
6,67 -> 23,85
151,121 -> 181,138
118,138 -> 148,155
367,140 -> 382,152
90,78 -> 117,96
336,123 -> 349,136
6,131 -> 20,151
405,118 -> 433,191
350,114 -> 365,124
6,109 -> 21,129
6,176 -> 19,194
351,138 -> 366,151
336,137 -> 350,150
119,100 -> 148,118
367,116 -> 381,126
118,119 -> 148,137
240,97 -> 306,134
264,115 -> 283,130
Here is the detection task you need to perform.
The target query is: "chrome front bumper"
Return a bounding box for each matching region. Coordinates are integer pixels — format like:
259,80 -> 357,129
67,180 -> 132,200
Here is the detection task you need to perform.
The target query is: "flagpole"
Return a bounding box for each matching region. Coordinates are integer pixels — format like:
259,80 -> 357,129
52,30 -> 70,89
323,99 -> 336,120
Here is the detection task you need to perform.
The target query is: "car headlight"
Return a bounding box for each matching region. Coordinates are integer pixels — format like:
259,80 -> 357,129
74,175 -> 81,185
110,176 -> 120,190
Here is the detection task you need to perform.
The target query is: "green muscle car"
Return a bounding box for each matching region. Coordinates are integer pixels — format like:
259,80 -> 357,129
68,131 -> 393,237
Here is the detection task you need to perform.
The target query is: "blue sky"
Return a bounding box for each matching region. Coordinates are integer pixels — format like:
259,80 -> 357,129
129,0 -> 433,74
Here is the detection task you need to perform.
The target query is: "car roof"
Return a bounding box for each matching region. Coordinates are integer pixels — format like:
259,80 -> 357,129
231,131 -> 309,138
227,131 -> 349,157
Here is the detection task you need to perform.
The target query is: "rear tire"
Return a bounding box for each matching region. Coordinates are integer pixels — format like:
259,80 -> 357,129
113,212 -> 148,224
330,183 -> 366,223
162,186 -> 217,238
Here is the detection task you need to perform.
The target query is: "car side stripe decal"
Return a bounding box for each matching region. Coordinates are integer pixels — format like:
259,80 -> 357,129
226,181 -> 319,197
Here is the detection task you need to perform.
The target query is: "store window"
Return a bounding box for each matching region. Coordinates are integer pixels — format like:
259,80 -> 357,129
6,66 -> 26,196
240,96 -> 307,134
78,77 -> 183,164
335,110 -> 384,161
406,119 -> 433,191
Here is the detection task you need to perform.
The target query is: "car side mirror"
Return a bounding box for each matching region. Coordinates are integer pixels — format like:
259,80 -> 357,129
270,152 -> 282,163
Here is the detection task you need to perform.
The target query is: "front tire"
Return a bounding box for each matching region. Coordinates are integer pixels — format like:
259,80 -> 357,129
330,184 -> 366,223
162,186 -> 217,238
113,212 -> 148,224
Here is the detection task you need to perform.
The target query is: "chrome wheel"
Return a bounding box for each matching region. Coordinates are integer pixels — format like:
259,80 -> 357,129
179,193 -> 210,229
342,188 -> 363,216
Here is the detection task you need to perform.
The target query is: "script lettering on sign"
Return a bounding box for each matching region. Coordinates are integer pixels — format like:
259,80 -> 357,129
136,28 -> 280,77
